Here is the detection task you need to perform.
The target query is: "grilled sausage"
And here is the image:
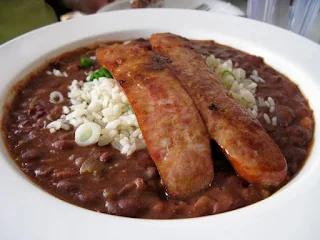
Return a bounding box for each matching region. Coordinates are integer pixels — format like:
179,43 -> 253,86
96,44 -> 214,198
150,33 -> 287,189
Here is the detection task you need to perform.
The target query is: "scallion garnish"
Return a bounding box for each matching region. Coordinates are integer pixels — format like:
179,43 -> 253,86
99,67 -> 113,78
89,67 -> 113,81
80,56 -> 94,68
221,70 -> 235,79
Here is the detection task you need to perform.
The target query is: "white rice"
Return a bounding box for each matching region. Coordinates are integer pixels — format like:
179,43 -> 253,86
264,101 -> 271,108
263,113 -> 271,124
123,40 -> 132,45
272,116 -> 278,126
49,128 -> 56,133
47,75 -> 146,156
267,97 -> 275,106
47,69 -> 68,77
269,106 -> 275,113
62,106 -> 70,114
252,70 -> 258,76
250,75 -> 265,83
251,109 -> 258,118
204,54 -> 278,125
205,55 -> 259,117
258,97 -> 265,107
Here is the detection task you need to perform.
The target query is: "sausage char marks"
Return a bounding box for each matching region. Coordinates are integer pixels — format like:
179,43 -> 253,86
150,33 -> 287,189
96,44 -> 214,199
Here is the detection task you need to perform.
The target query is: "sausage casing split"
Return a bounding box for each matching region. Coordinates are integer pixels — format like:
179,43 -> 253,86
150,33 -> 287,188
96,44 -> 214,198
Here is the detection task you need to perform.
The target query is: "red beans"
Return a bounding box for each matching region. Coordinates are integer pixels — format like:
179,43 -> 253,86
134,178 -> 147,193
240,185 -> 264,202
52,140 -> 75,150
57,180 -> 80,193
276,105 -> 296,127
53,169 -> 77,178
300,117 -> 313,129
50,106 -> 63,119
66,63 -> 79,72
40,158 -> 58,164
100,152 -> 112,162
286,125 -> 313,143
145,167 -> 158,179
77,192 -> 100,203
150,201 -> 165,214
117,178 -> 147,196
248,55 -> 263,68
74,157 -> 86,167
21,149 -> 44,161
282,80 -> 298,95
212,192 -> 234,214
283,147 -> 307,175
32,110 -> 46,119
79,158 -> 104,174
18,120 -> 29,129
105,201 -> 119,215
59,131 -> 75,140
35,119 -> 46,129
34,166 -> 54,177
117,198 -> 141,217
102,189 -> 114,200
193,196 -> 213,216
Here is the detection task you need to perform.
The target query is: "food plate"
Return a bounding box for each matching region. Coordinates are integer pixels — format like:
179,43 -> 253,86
0,9 -> 319,239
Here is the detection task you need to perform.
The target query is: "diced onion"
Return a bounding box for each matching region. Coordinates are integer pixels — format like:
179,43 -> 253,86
47,77 -> 145,155
75,122 -> 101,146
50,91 -> 64,104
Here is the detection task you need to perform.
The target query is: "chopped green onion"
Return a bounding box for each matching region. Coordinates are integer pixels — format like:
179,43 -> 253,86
89,72 -> 101,81
99,67 -> 113,78
89,67 -> 113,81
80,56 -> 94,68
123,103 -> 131,110
221,70 -> 235,79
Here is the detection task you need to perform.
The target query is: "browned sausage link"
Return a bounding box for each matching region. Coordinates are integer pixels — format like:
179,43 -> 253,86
150,33 -> 287,189
96,44 -> 214,199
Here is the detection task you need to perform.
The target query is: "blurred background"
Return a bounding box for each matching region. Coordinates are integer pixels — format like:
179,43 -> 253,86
0,0 -> 319,45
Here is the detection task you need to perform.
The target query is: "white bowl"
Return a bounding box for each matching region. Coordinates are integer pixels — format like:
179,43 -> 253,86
0,9 -> 319,240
